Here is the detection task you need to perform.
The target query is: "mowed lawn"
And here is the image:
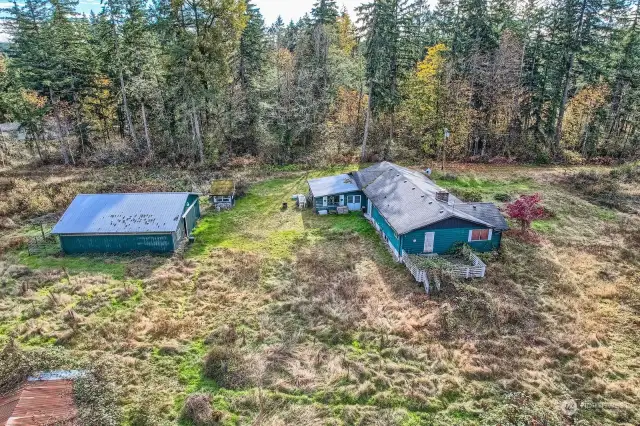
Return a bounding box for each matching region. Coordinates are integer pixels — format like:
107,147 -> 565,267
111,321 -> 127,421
0,164 -> 638,425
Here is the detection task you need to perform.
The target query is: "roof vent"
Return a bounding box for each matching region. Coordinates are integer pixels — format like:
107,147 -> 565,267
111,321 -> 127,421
435,191 -> 450,203
473,205 -> 477,209
439,210 -> 444,214
412,187 -> 415,190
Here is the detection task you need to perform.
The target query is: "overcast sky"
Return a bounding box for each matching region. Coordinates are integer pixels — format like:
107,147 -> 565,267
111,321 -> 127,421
253,0 -> 362,25
0,0 -> 366,42
0,0 -> 362,22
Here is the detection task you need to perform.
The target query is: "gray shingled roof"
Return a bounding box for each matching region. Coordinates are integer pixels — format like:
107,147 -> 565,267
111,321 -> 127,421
52,193 -> 195,235
354,162 -> 508,234
308,174 -> 359,198
455,203 -> 509,230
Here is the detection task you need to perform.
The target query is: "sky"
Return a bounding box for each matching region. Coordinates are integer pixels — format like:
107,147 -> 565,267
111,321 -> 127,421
0,0 -> 364,42
0,0 -> 362,22
253,0 -> 362,25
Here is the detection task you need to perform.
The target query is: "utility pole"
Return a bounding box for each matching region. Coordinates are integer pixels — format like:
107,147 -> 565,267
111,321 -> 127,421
442,128 -> 450,171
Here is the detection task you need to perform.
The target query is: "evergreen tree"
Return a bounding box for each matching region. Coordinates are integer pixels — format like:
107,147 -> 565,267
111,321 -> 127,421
312,0 -> 339,25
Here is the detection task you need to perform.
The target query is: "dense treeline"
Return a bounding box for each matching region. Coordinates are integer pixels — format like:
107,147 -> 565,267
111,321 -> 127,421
0,0 -> 638,165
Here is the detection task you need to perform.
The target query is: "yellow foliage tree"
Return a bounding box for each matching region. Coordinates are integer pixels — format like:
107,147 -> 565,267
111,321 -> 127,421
81,76 -> 118,142
400,43 -> 448,155
562,84 -> 609,156
336,10 -> 357,56
327,86 -> 368,155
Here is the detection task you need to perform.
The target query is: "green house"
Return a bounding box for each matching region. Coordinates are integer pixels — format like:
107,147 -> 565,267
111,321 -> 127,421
52,192 -> 201,254
308,173 -> 367,213
310,162 -> 508,258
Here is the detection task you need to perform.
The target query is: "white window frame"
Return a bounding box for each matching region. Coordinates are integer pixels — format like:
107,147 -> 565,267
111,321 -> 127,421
213,196 -> 232,203
327,195 -> 340,205
468,229 -> 492,242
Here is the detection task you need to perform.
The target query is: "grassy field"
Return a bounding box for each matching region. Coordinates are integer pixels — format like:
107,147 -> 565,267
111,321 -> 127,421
0,163 -> 639,425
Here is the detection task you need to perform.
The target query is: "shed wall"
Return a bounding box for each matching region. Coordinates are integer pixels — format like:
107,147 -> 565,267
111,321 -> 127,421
183,196 -> 201,234
59,233 -> 175,254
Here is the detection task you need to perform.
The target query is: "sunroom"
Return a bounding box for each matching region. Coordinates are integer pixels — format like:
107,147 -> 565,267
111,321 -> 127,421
307,173 -> 366,214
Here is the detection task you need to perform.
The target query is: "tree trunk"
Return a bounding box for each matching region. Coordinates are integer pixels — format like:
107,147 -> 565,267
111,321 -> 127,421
386,108 -> 394,160
191,100 -> 204,163
361,83 -> 373,162
49,87 -> 69,165
141,102 -> 153,157
119,68 -> 137,146
0,127 -> 6,167
355,61 -> 365,141
554,0 -> 588,152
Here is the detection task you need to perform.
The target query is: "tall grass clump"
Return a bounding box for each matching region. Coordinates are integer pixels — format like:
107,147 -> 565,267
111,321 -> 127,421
181,393 -> 222,426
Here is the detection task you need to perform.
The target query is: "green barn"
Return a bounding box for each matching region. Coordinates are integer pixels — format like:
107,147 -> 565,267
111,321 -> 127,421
309,162 -> 508,259
52,192 -> 201,254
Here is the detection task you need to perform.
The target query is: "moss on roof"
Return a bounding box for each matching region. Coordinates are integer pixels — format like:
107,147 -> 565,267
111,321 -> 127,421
209,180 -> 235,195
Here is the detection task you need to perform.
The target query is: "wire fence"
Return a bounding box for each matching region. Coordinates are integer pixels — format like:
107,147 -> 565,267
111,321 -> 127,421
27,233 -> 59,256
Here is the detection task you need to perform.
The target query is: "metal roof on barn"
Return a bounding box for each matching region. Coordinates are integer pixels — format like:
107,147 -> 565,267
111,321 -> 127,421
354,162 -> 507,234
308,174 -> 360,198
209,180 -> 235,195
52,192 -> 195,235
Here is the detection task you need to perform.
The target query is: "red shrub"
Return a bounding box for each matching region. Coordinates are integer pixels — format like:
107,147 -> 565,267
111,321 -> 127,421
506,193 -> 545,231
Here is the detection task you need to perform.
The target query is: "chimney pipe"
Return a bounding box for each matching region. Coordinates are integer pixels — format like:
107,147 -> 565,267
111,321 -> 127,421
435,191 -> 449,203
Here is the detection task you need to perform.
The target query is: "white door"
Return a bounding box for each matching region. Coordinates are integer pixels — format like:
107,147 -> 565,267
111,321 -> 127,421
339,194 -> 345,206
424,232 -> 435,253
347,195 -> 362,211
367,199 -> 372,215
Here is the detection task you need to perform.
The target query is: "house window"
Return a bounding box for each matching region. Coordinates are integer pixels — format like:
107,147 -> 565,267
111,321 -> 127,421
214,196 -> 231,203
327,195 -> 340,205
469,229 -> 490,241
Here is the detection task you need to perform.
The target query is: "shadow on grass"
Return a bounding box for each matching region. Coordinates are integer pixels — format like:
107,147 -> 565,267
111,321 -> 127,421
18,249 -> 171,281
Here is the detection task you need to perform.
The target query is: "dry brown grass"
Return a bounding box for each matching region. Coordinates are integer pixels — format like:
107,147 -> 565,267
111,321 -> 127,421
0,163 -> 639,425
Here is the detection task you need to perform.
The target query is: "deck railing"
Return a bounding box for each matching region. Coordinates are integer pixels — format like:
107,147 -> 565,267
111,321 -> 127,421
402,249 -> 487,294
447,251 -> 486,279
401,252 -> 432,293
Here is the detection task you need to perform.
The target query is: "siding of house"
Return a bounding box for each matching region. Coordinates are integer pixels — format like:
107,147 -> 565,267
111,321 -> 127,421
183,196 -> 201,234
401,222 -> 501,254
59,233 -> 176,254
371,205 -> 401,255
313,191 -> 367,212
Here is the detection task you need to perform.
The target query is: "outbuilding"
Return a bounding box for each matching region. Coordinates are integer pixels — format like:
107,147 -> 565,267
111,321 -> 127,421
307,173 -> 367,214
209,180 -> 236,210
52,192 -> 200,254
